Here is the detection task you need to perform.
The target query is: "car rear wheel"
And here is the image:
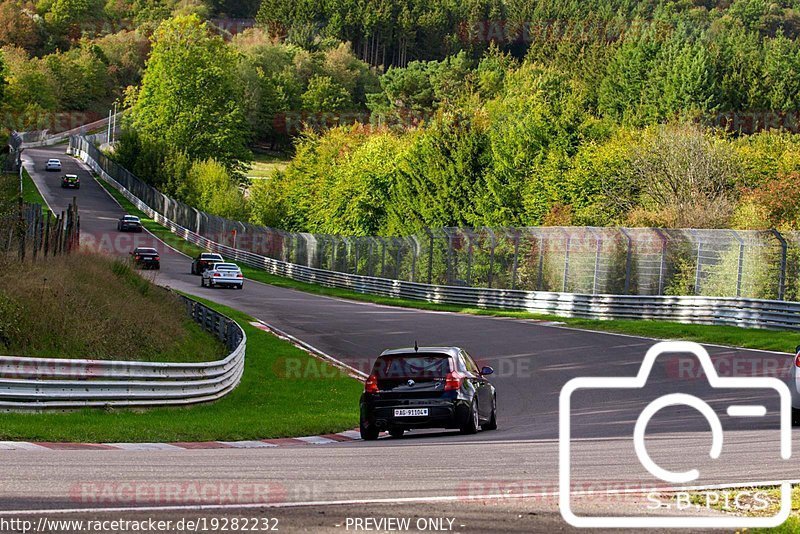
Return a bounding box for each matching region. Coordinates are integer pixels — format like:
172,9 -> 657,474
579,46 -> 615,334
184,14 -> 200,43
460,400 -> 479,434
360,420 -> 379,441
481,395 -> 497,431
388,428 -> 404,439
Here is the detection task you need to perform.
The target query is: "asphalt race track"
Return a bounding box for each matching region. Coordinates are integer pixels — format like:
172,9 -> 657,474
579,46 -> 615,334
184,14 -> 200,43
11,145 -> 800,532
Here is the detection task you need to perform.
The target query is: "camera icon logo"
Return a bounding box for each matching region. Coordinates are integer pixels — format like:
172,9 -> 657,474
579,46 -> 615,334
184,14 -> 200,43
559,341 -> 793,528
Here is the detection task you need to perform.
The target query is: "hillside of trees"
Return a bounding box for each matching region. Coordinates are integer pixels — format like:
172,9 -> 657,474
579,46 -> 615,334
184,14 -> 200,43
5,0 -> 800,233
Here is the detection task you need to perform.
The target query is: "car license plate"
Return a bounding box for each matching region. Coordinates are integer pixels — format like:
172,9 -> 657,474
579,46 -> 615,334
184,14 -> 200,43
394,408 -> 428,417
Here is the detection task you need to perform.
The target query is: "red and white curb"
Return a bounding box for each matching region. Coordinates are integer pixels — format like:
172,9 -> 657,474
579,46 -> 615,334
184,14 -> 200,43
0,430 -> 362,451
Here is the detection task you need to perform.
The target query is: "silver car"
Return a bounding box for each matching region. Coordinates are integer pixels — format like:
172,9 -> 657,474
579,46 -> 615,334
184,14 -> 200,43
201,263 -> 244,289
45,159 -> 62,171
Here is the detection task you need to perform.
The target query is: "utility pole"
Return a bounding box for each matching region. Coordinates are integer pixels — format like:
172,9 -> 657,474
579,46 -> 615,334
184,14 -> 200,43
111,102 -> 118,144
107,109 -> 112,143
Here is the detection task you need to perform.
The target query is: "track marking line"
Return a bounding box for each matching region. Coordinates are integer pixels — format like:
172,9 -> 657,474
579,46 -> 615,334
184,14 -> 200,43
3,479 -> 798,516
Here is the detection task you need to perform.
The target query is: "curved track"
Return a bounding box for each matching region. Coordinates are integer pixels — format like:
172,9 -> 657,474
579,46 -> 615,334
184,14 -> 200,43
9,145 -> 799,531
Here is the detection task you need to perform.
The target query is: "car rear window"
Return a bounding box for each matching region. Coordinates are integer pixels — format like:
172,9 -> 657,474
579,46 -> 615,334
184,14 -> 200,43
216,264 -> 238,270
372,354 -> 452,379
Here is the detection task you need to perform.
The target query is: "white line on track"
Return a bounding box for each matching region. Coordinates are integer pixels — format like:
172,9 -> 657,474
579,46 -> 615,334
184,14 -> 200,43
3,479 -> 798,517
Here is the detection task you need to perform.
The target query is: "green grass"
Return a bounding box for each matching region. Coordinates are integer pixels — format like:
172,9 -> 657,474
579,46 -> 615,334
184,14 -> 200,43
0,253 -> 224,363
21,168 -> 50,214
0,297 -> 362,442
246,151 -> 290,179
94,174 -> 800,355
687,485 -> 800,532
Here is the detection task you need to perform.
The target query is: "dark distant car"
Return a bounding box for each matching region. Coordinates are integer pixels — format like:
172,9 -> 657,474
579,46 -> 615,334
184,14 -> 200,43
191,252 -> 224,275
117,215 -> 143,232
130,247 -> 160,270
359,347 -> 496,440
61,174 -> 80,189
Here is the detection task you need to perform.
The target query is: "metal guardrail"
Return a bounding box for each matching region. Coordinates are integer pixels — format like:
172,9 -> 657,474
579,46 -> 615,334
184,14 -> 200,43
71,139 -> 800,332
17,113 -> 123,148
0,296 -> 246,410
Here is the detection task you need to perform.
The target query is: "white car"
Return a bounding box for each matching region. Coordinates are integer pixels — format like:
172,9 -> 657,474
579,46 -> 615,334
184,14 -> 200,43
45,159 -> 62,171
201,263 -> 244,289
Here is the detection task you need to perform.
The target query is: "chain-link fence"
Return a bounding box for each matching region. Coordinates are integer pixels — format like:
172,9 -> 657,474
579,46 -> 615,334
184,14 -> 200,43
71,135 -> 800,301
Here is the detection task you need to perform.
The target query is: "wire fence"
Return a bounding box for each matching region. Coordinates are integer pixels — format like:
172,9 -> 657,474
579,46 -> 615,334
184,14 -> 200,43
70,135 -> 800,301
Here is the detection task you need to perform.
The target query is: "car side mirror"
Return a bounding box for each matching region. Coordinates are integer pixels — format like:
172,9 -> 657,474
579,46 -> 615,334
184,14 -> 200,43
480,366 -> 494,376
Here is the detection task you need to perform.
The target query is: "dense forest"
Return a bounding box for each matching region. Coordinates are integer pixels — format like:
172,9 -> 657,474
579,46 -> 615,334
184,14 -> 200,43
5,0 -> 800,234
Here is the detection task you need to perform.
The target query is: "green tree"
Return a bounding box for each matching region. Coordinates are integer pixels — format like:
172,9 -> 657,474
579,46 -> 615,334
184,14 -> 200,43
129,14 -> 251,173
301,75 -> 351,111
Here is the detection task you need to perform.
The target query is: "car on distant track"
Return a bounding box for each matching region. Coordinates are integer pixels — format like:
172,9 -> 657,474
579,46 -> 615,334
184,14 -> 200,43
201,263 -> 244,289
130,247 -> 160,270
45,159 -> 62,171
359,346 -> 496,440
191,252 -> 224,275
117,215 -> 143,232
791,345 -> 800,426
60,174 -> 80,189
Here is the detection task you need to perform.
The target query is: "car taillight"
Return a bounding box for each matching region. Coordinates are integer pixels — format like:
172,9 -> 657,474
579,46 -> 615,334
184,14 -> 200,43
134,255 -> 140,260
364,374 -> 379,393
213,273 -> 221,277
795,352 -> 800,367
154,256 -> 159,261
236,274 -> 243,278
444,371 -> 464,391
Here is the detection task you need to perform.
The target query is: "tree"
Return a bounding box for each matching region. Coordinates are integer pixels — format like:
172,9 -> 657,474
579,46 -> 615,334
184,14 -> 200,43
128,14 -> 251,173
301,75 -> 352,111
631,124 -> 740,228
184,158 -> 249,219
0,0 -> 40,53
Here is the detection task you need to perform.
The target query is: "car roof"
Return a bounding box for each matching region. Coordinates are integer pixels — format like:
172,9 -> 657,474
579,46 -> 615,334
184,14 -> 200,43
201,253 -> 223,258
213,263 -> 238,269
122,215 -> 139,219
48,159 -> 60,162
135,247 -> 157,253
64,174 -> 78,178
379,347 -> 462,358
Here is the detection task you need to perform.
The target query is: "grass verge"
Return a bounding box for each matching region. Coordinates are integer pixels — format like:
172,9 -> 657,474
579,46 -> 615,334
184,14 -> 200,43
21,168 -> 50,214
0,296 -> 362,442
687,485 -> 799,532
246,151 -> 290,179
95,175 -> 800,355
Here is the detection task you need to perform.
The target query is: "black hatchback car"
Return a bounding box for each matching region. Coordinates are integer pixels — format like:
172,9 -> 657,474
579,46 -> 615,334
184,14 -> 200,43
360,347 -> 496,440
130,247 -> 160,269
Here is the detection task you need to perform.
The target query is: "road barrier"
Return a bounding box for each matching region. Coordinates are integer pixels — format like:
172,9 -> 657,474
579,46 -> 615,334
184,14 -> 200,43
16,112 -> 123,148
70,136 -> 800,331
0,296 -> 246,410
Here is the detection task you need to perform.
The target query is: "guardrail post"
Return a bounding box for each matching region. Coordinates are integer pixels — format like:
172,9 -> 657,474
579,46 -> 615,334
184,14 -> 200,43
589,227 -> 601,295
620,228 -> 633,294
465,232 -> 473,287
537,232 -> 545,291
730,230 -> 745,297
694,240 -> 703,295
425,229 -> 434,285
510,230 -> 520,291
561,228 -> 571,293
654,228 -> 668,295
771,229 -> 788,300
